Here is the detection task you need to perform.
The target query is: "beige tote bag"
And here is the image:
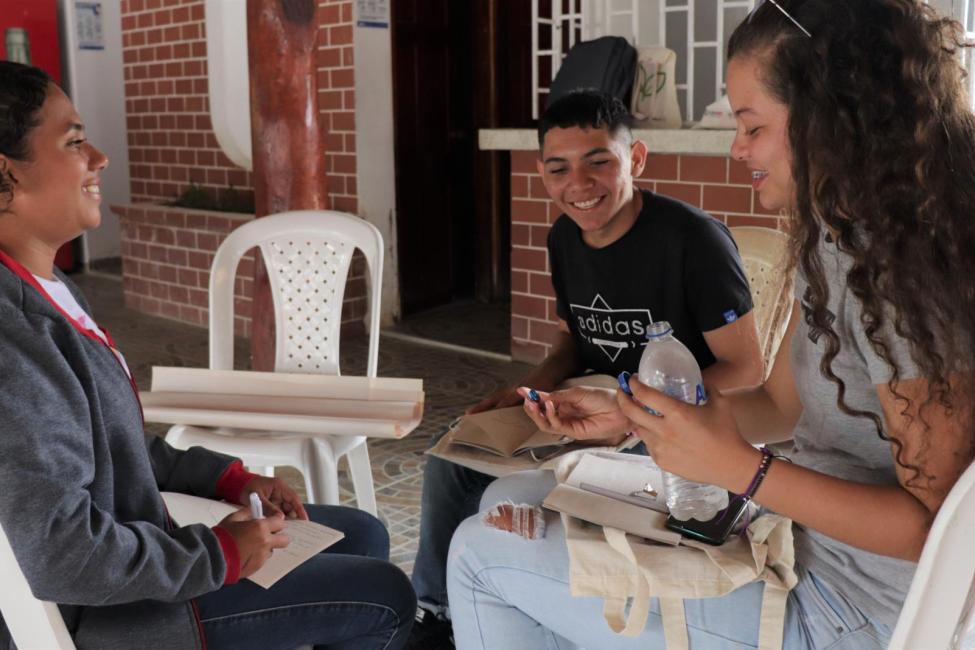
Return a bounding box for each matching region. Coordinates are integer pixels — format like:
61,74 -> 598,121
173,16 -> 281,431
552,452 -> 798,650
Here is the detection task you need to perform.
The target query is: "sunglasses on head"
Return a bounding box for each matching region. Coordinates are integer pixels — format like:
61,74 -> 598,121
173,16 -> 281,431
752,0 -> 813,38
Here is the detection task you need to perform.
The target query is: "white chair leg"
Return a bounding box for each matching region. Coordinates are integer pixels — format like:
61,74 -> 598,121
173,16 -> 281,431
305,440 -> 340,506
346,441 -> 378,516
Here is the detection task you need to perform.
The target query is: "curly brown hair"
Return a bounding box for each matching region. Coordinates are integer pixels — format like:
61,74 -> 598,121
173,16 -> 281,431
729,0 -> 975,483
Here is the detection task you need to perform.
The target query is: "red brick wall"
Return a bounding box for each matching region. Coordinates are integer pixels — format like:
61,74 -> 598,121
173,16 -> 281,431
116,204 -> 254,334
116,203 -> 368,339
120,0 -> 357,209
117,0 -> 363,336
509,151 -> 783,364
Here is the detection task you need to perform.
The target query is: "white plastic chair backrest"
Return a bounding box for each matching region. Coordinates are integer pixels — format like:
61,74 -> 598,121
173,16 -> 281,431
889,459 -> 975,650
0,520 -> 76,649
209,210 -> 384,378
729,226 -> 793,373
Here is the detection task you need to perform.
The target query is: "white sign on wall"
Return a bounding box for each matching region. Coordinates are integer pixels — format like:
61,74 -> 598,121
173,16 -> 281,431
356,0 -> 389,29
76,1 -> 104,50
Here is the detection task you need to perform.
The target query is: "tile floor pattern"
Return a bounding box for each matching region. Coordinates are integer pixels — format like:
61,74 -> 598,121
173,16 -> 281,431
73,273 -> 531,573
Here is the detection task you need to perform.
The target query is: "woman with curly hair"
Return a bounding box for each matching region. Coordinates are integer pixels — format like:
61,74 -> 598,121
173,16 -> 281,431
445,1 -> 975,648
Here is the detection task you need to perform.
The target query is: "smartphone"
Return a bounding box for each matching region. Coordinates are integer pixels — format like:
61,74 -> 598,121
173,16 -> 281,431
665,492 -> 749,546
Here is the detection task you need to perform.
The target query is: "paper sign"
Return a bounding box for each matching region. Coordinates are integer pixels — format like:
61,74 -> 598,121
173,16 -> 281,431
76,2 -> 105,51
356,0 -> 389,28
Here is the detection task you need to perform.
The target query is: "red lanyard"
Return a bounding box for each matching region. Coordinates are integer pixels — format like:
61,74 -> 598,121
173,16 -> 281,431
0,249 -> 144,421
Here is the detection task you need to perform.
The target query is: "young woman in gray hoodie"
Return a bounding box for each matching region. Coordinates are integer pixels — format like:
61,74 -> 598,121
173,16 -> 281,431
0,61 -> 415,650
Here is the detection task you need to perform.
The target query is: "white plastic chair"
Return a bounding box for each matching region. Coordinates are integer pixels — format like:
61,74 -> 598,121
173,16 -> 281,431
165,210 -> 384,515
0,520 -> 76,649
889,460 -> 975,650
729,226 -> 793,376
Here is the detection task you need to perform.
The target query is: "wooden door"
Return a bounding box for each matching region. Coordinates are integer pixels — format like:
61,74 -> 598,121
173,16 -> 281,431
392,0 -> 475,314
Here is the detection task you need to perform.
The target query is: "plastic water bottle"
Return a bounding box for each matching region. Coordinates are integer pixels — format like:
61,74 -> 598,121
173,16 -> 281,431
637,321 -> 728,521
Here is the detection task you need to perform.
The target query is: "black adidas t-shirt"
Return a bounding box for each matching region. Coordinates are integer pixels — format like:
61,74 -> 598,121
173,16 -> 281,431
548,190 -> 753,376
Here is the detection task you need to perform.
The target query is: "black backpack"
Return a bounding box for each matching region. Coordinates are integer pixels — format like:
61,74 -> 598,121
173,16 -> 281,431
547,36 -> 638,108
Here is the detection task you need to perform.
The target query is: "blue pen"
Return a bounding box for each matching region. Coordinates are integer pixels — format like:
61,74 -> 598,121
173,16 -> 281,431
526,388 -> 552,414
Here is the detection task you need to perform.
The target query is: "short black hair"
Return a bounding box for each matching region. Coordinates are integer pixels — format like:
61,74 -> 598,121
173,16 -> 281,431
537,90 -> 634,149
0,61 -> 53,207
0,61 -> 51,161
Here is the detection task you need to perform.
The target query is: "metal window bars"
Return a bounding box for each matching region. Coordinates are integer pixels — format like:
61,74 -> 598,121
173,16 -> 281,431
531,0 -> 975,122
530,0 -> 757,123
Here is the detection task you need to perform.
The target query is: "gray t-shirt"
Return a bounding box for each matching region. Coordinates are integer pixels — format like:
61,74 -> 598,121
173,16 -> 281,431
790,237 -> 917,630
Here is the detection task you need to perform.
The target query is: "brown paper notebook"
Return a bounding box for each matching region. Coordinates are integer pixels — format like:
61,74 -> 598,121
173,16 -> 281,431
447,374 -> 620,458
449,406 -> 572,458
426,375 -> 638,477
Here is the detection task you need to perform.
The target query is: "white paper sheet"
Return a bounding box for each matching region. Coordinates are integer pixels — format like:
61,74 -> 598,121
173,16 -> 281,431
161,492 -> 345,589
247,519 -> 345,589
566,452 -> 665,498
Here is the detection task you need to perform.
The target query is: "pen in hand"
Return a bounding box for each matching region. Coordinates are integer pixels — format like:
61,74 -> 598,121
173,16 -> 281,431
249,492 -> 264,520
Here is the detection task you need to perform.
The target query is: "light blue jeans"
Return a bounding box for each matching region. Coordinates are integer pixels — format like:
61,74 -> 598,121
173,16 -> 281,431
446,470 -> 892,650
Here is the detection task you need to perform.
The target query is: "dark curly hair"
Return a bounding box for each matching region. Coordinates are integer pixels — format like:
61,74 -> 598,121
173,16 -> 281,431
729,0 -> 975,486
0,61 -> 53,209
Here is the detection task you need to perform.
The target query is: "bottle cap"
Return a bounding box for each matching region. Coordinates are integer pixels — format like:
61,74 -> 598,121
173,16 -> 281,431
645,321 -> 673,339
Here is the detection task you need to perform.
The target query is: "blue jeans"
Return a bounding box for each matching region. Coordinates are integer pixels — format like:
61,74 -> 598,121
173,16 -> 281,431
412,434 -> 648,615
197,505 -> 416,650
447,471 -> 892,650
412,432 -> 496,614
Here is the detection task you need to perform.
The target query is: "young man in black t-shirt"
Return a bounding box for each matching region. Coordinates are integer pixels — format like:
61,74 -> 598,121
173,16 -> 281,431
408,91 -> 763,646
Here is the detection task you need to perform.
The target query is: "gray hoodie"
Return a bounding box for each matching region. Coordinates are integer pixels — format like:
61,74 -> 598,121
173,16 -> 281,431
0,263 -> 237,650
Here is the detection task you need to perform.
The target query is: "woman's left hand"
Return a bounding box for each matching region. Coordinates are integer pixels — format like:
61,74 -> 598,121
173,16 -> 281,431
239,476 -> 309,520
618,376 -> 759,492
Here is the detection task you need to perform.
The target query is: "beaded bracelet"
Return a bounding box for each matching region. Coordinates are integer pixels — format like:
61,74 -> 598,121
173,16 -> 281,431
721,447 -> 776,536
741,446 -> 775,503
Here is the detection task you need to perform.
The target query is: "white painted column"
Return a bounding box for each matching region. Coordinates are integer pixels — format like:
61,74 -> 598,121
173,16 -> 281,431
352,9 -> 400,325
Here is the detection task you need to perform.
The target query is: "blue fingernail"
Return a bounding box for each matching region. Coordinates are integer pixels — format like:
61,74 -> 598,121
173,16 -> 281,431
619,371 -> 660,415
617,371 -> 633,396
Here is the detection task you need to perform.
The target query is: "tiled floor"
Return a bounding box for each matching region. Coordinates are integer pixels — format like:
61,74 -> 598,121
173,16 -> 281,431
73,273 -> 531,573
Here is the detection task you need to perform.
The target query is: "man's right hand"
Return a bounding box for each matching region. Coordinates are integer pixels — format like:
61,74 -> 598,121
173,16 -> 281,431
217,509 -> 291,578
465,386 -> 524,415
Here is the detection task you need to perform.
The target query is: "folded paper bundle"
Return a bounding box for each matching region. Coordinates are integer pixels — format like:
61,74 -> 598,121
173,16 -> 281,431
141,367 -> 424,439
